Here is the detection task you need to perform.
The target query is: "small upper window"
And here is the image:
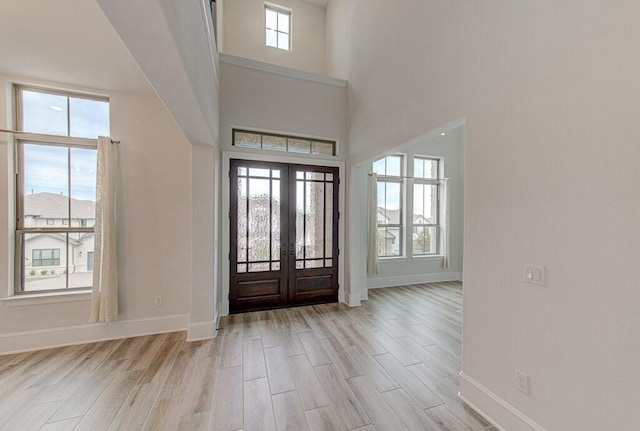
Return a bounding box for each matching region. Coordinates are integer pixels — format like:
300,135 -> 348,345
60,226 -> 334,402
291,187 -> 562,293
265,4 -> 290,50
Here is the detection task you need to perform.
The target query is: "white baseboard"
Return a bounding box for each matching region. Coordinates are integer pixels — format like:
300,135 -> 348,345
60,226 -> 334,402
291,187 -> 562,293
366,271 -> 462,289
186,316 -> 219,342
344,290 -> 361,307
0,313 -> 189,356
459,371 -> 548,431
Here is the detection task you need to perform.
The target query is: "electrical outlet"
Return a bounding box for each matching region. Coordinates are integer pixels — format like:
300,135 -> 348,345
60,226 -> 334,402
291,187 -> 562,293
155,296 -> 163,306
515,369 -> 529,394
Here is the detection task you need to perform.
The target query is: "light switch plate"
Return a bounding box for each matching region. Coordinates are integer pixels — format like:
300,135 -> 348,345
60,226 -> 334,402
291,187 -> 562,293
524,264 -> 546,286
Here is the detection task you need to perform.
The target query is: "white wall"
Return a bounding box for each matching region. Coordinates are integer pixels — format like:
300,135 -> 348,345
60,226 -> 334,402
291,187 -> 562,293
367,126 -> 465,289
327,1 -> 640,430
219,58 -> 347,154
0,75 -> 193,351
223,0 -> 326,75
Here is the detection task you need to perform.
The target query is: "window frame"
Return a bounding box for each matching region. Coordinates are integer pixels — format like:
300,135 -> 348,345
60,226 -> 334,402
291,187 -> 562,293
412,156 -> 442,257
13,85 -> 107,295
232,129 -> 336,156
374,155 -> 405,258
265,3 -> 291,51
373,154 -> 445,261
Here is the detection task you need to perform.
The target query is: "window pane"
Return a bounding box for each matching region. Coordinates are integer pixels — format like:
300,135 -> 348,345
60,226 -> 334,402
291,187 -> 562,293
372,158 -> 386,175
278,12 -> 290,33
262,135 -> 286,151
415,158 -> 438,179
22,233 -> 67,291
69,97 -> 109,139
21,90 -> 68,136
289,139 -> 310,154
377,182 -> 401,224
69,234 -> 94,288
236,132 -> 261,148
413,183 -> 438,224
386,156 -> 402,176
378,226 -> 401,257
311,142 -> 334,155
70,148 -> 97,225
413,226 -> 438,255
266,9 -> 277,29
23,144 -> 69,226
278,33 -> 289,50
266,29 -> 277,47
325,183 -> 333,258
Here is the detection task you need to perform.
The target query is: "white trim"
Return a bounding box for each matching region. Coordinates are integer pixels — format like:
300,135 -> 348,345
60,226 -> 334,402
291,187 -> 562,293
459,371 -> 549,431
344,291 -> 361,307
187,318 -> 218,341
220,54 -> 347,88
1,290 -> 91,307
366,271 -> 462,289
0,314 -> 189,355
221,150 -> 346,316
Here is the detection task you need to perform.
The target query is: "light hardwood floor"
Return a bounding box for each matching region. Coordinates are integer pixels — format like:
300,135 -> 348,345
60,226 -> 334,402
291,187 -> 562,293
0,281 -> 497,431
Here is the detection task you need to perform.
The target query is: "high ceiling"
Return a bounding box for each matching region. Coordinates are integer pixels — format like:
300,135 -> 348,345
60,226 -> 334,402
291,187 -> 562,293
0,0 -> 153,95
301,0 -> 329,7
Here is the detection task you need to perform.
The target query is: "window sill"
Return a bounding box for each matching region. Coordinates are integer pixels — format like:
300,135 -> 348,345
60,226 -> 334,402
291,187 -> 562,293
1,290 -> 91,307
378,255 -> 444,263
412,255 -> 445,261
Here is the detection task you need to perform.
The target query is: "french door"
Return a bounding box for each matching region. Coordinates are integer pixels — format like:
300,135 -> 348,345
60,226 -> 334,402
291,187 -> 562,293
230,159 -> 339,313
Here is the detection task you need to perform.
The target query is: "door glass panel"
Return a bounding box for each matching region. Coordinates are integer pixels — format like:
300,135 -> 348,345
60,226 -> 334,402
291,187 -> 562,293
295,180 -> 305,259
236,166 -> 282,274
248,177 -> 270,262
325,183 -> 333,258
271,179 -> 281,260
237,177 -> 247,262
305,181 -> 325,259
249,168 -> 270,178
294,169 -> 335,270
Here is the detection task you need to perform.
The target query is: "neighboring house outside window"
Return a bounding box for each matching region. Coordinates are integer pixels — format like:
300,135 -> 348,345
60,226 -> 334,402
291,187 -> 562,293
373,155 -> 403,257
413,156 -> 441,255
14,85 -> 108,293
32,248 -> 61,267
265,4 -> 291,50
373,154 -> 444,259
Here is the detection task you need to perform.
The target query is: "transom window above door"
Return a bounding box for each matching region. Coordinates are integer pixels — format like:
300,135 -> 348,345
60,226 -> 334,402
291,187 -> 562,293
233,129 -> 336,156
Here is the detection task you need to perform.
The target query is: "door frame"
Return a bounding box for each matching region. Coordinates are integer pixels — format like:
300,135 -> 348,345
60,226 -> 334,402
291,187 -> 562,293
221,150 -> 346,316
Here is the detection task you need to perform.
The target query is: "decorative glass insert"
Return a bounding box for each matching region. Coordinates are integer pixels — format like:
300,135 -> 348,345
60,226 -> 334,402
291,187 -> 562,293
233,129 -> 336,156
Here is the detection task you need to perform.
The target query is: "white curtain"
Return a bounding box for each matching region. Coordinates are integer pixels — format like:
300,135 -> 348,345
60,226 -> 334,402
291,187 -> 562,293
91,136 -> 119,323
442,178 -> 451,269
367,173 -> 379,276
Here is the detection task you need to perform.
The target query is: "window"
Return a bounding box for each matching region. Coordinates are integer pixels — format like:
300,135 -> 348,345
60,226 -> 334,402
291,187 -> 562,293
233,129 -> 336,156
413,157 -> 440,255
373,154 -> 443,258
32,249 -> 61,267
373,155 -> 404,257
265,4 -> 291,50
15,85 -> 109,293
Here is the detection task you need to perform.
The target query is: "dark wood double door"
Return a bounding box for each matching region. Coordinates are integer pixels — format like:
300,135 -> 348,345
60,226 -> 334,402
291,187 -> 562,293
230,159 -> 339,313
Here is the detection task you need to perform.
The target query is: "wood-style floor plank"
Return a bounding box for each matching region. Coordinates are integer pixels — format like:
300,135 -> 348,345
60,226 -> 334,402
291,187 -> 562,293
243,377 -> 276,431
0,281 -> 479,431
